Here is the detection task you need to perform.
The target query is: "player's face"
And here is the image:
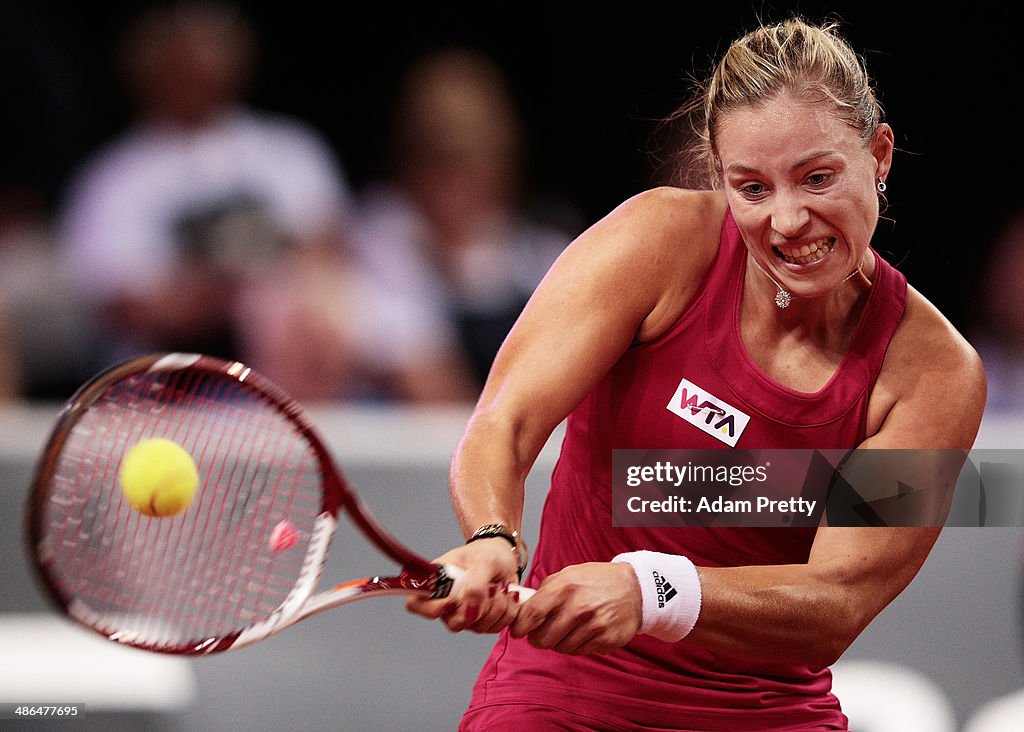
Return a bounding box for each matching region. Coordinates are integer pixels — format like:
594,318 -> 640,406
716,90 -> 893,301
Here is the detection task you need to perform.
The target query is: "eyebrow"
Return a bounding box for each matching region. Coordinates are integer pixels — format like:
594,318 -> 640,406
725,150 -> 841,177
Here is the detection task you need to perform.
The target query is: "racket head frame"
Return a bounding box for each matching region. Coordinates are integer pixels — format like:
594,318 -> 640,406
25,352 -> 452,654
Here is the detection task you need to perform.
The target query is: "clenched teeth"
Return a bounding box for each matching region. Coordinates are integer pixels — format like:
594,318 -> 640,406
773,237 -> 836,265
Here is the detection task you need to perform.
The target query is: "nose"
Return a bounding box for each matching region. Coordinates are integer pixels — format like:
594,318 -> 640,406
770,191 -> 811,239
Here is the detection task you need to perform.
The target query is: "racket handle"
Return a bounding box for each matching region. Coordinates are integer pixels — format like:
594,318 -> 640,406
442,564 -> 536,601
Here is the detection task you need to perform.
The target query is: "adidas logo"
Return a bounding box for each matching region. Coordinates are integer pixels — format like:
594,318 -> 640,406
652,570 -> 677,608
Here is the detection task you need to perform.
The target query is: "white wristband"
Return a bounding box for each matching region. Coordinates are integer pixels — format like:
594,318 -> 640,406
612,550 -> 702,642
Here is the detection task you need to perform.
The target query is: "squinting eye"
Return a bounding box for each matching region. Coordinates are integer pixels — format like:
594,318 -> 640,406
738,182 -> 766,198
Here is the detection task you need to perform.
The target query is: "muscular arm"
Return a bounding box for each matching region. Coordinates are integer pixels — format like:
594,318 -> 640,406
656,291 -> 987,666
452,192 -> 719,533
452,190 -> 723,534
406,189 -> 724,626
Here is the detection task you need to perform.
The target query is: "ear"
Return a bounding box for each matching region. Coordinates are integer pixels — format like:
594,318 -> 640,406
871,123 -> 895,184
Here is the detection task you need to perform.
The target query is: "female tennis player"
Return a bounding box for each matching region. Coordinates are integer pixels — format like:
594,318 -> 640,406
408,16 -> 986,730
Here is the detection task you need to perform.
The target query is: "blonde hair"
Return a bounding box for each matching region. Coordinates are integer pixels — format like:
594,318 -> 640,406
668,17 -> 884,188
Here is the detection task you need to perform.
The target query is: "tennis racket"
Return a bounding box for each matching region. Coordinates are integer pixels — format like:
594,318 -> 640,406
26,352 -> 531,655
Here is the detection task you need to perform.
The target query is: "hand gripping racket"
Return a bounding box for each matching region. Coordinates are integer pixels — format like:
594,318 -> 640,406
26,353 -> 530,654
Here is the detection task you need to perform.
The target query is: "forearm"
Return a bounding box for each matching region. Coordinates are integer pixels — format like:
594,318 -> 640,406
689,563 -> 859,667
688,527 -> 939,667
406,408 -> 536,630
449,410 -> 535,537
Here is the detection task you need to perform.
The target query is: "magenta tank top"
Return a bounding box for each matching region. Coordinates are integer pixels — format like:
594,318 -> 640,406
464,209 -> 908,731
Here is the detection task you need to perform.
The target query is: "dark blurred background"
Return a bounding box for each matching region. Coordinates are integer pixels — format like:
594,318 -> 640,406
0,0 -> 1020,403
6,2 -> 1018,299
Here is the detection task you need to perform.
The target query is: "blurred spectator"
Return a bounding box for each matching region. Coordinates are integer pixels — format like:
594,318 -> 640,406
971,207 -> 1024,413
55,1 -> 418,401
232,241 -> 479,402
351,47 -> 580,390
0,188 -> 93,401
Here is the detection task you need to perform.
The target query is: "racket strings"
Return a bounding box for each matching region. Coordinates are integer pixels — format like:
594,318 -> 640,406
211,394 -> 315,629
105,368 -> 222,639
36,368 -> 324,652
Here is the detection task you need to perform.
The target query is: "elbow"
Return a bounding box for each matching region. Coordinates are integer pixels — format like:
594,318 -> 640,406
459,405 -> 542,480
808,601 -> 872,668
811,632 -> 855,669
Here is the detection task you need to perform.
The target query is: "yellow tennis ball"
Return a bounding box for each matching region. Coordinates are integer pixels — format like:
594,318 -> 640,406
119,438 -> 199,517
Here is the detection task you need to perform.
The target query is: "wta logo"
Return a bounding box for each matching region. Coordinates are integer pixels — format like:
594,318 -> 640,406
667,378 -> 750,447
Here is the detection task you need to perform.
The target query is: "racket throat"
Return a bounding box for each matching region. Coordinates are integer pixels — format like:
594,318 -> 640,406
223,512 -> 336,652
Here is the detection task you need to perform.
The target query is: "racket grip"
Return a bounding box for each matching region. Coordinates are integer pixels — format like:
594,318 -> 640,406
441,564 -> 535,601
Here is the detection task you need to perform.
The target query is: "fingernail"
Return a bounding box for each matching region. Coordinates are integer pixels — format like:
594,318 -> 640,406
465,605 -> 480,623
441,601 -> 458,616
511,591 -> 520,603
488,585 -> 497,598
501,580 -> 510,593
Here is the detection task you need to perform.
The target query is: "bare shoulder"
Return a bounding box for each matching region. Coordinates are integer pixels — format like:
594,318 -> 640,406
890,287 -> 986,391
586,187 -> 727,341
601,186 -> 726,250
868,286 -> 987,447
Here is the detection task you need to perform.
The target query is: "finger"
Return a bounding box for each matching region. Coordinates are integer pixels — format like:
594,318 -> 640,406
523,600 -> 596,651
507,587 -> 550,639
468,585 -> 521,633
405,594 -> 458,620
552,625 -> 602,655
527,623 -> 565,651
441,599 -> 481,633
524,614 -> 575,651
431,570 -> 496,632
547,614 -> 636,655
452,564 -> 503,611
465,583 -> 503,632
